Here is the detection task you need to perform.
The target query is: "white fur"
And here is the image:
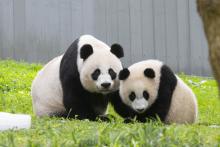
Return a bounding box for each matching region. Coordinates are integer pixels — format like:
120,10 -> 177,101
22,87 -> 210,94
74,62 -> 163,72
120,60 -> 163,109
119,59 -> 198,124
80,50 -> 122,93
77,35 -> 111,72
165,76 -> 198,124
31,55 -> 65,116
131,98 -> 148,113
78,35 -> 123,94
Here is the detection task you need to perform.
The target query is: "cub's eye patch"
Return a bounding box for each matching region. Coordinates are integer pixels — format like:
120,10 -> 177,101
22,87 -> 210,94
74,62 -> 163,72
91,69 -> 101,80
109,68 -> 117,80
129,92 -> 136,101
143,91 -> 149,100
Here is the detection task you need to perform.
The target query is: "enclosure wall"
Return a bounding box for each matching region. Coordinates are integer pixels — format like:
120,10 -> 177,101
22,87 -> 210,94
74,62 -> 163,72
0,0 -> 211,76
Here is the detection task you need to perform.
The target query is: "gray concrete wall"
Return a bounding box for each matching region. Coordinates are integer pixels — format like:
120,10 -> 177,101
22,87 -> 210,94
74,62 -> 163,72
0,0 -> 211,76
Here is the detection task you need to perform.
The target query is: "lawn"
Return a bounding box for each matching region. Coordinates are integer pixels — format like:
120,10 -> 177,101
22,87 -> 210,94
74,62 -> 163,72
0,60 -> 220,146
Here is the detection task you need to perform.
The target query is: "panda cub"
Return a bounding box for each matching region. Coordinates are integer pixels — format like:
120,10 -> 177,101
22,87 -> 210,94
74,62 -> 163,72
110,60 -> 198,124
31,35 -> 124,120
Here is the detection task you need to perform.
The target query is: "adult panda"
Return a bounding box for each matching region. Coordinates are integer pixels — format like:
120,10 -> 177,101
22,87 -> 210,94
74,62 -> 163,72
110,60 -> 198,124
31,35 -> 124,120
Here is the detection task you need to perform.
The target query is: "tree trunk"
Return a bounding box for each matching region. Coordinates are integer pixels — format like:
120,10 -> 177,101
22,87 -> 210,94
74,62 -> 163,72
197,0 -> 220,92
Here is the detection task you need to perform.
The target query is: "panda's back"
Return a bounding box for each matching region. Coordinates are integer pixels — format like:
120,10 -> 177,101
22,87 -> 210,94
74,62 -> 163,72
165,76 -> 198,124
31,55 -> 65,116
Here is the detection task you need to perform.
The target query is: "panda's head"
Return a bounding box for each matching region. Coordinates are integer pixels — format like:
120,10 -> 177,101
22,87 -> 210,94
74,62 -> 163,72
79,39 -> 124,94
118,60 -> 163,113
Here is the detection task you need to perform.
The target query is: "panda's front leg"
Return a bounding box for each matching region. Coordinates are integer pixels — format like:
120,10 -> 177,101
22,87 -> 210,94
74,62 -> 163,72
123,117 -> 135,123
108,91 -> 136,119
62,88 -> 90,119
123,115 -> 147,123
96,114 -> 116,122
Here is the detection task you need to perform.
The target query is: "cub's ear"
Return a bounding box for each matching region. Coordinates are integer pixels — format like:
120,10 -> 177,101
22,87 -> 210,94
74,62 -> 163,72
80,44 -> 93,60
119,68 -> 130,80
110,44 -> 124,58
144,68 -> 155,78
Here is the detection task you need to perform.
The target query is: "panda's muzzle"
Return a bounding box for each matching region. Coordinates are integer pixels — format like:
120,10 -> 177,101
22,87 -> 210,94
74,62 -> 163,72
132,98 -> 148,113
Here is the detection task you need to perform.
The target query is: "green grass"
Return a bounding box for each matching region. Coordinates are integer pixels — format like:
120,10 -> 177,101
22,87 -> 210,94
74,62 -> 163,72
0,60 -> 220,146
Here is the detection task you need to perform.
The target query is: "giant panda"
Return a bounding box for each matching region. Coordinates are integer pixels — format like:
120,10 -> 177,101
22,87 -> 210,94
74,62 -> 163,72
31,35 -> 124,121
110,60 -> 198,124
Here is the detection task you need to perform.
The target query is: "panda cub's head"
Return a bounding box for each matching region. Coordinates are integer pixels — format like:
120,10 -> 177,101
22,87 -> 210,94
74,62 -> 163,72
78,35 -> 124,94
119,60 -> 163,113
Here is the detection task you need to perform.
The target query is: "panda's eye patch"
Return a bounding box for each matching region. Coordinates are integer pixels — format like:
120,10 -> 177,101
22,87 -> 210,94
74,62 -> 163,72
109,68 -> 117,80
91,69 -> 101,80
143,91 -> 149,100
129,92 -> 136,101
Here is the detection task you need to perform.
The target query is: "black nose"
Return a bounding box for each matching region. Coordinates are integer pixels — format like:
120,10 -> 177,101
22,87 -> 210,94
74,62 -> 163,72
137,108 -> 144,112
101,83 -> 111,89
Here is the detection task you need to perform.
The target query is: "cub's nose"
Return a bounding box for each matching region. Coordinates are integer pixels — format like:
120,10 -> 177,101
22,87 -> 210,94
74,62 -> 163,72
101,83 -> 111,89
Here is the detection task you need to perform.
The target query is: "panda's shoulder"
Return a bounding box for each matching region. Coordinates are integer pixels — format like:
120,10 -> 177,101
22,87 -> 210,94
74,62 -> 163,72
159,64 -> 177,88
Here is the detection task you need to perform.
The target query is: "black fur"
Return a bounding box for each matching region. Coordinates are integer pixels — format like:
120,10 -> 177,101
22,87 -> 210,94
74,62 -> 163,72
109,68 -> 117,80
110,65 -> 177,123
108,91 -> 136,118
110,44 -> 124,58
129,92 -> 136,101
80,44 -> 93,60
59,39 -> 108,121
119,68 -> 130,80
91,69 -> 101,80
143,91 -> 149,100
144,68 -> 155,78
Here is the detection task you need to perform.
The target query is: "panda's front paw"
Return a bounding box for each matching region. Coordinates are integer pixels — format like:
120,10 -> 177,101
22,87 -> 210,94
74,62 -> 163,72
123,118 -> 135,124
96,114 -> 116,122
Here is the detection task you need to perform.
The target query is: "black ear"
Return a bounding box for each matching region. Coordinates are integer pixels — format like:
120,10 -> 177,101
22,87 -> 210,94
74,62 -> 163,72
144,68 -> 155,78
119,68 -> 130,80
110,44 -> 124,58
80,44 -> 93,60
